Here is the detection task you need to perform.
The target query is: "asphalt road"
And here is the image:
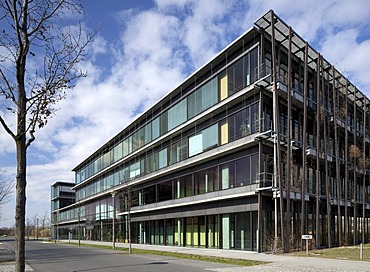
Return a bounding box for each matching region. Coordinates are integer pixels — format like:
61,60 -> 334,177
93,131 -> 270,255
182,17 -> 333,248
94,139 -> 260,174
1,239 -> 242,272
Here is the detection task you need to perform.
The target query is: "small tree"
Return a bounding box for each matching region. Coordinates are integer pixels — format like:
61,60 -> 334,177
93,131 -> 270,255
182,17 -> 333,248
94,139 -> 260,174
0,170 -> 13,208
0,1 -> 95,271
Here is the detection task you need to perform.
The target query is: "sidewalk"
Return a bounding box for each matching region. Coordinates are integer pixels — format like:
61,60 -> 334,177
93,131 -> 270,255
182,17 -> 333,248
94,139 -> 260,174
61,239 -> 370,271
1,239 -> 369,271
0,242 -> 13,263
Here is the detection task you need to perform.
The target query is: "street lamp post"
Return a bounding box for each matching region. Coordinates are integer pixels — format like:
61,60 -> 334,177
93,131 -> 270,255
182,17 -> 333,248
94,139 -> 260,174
36,218 -> 39,240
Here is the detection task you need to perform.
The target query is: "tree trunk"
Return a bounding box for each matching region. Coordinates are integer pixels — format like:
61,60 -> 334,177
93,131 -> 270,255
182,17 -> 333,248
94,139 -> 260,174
15,136 -> 27,272
15,42 -> 27,271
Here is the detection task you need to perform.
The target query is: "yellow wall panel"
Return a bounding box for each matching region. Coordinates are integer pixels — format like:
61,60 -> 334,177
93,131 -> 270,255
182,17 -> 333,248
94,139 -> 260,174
220,75 -> 228,100
221,122 -> 228,145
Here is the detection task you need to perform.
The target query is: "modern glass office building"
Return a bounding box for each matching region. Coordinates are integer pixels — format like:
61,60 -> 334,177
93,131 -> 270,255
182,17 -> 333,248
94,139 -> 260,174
51,10 -> 370,252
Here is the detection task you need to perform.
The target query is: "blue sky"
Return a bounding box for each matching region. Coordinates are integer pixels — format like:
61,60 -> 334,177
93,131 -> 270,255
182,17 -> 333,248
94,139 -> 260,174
1,0 -> 370,227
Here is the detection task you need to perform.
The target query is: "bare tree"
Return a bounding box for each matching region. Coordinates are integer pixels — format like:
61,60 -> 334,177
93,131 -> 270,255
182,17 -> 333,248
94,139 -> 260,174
0,170 -> 13,208
40,211 -> 50,238
0,1 -> 95,271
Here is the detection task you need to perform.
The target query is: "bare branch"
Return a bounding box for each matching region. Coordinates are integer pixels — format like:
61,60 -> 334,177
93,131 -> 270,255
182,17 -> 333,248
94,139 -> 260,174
27,0 -> 65,37
0,115 -> 16,140
0,68 -> 17,103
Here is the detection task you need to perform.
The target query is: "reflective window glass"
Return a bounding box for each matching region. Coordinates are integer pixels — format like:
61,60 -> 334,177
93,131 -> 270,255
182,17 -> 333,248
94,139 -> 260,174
168,99 -> 187,130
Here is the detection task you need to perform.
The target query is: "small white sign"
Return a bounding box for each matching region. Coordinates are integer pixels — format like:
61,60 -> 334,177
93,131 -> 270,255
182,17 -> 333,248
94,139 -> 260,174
302,235 -> 313,240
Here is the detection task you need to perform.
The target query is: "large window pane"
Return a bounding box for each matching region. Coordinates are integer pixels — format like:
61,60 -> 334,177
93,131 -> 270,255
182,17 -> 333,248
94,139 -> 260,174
158,180 -> 173,201
228,58 -> 244,95
152,117 -> 160,140
159,148 -> 168,169
250,153 -> 259,183
249,48 -> 258,83
188,77 -> 218,119
160,111 -> 168,135
168,99 -> 187,130
143,185 -> 156,205
202,77 -> 218,111
113,142 -> 123,162
203,124 -> 218,151
236,157 -> 250,186
132,127 -> 145,151
130,161 -> 140,179
144,122 -> 152,144
189,134 -> 202,157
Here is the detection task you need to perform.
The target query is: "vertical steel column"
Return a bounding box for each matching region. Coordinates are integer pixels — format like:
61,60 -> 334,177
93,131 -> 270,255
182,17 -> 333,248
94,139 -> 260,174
270,9 -> 282,253
286,26 -> 292,253
344,80 -> 349,245
301,42 -> 308,247
353,87 -> 358,245
256,29 -> 265,253
323,63 -> 331,248
333,66 -> 342,246
362,97 -> 367,244
315,54 -> 321,248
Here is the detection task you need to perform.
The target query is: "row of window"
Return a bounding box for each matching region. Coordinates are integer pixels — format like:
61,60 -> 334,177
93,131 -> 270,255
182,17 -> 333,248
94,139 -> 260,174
126,154 -> 259,208
76,102 -> 260,201
59,150 -> 259,221
76,48 -> 259,184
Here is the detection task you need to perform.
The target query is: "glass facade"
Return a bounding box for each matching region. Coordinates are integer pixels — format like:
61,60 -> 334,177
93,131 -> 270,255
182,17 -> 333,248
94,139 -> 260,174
75,47 -> 259,185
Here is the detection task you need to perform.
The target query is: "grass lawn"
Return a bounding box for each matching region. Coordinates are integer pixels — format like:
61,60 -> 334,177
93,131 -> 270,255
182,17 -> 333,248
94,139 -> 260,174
289,243 -> 370,261
63,242 -> 266,267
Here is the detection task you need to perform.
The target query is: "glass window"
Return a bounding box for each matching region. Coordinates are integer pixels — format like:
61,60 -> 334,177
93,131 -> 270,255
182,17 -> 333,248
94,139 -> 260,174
113,142 -> 123,162
152,117 -> 160,140
122,138 -> 129,157
159,148 -> 168,169
130,161 -> 140,179
144,153 -> 154,174
188,77 -> 218,119
221,162 -> 236,189
168,138 -> 188,165
160,111 -> 168,135
188,87 -> 201,119
144,122 -> 152,144
106,173 -> 114,188
194,166 -> 217,195
250,103 -> 259,133
189,124 -> 218,157
189,134 -> 202,157
228,57 -> 244,95
221,167 -> 229,189
250,154 -> 259,183
236,157 -> 250,186
168,99 -> 187,130
158,180 -> 173,202
133,127 -> 145,151
143,185 -> 156,205
249,47 -> 258,83
203,124 -> 218,151
102,152 -> 111,169
202,77 -> 218,112
175,174 -> 193,198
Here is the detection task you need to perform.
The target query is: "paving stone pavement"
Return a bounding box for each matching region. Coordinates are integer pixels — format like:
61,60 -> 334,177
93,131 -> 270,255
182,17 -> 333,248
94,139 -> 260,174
1,239 -> 369,272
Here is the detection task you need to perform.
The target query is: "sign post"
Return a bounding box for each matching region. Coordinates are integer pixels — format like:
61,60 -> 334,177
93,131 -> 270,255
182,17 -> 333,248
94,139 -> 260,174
302,235 -> 313,255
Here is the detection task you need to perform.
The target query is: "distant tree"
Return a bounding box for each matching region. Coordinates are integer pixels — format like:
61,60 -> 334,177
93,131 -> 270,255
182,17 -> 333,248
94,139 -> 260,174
0,170 -> 13,212
40,211 -> 50,238
0,1 -> 95,271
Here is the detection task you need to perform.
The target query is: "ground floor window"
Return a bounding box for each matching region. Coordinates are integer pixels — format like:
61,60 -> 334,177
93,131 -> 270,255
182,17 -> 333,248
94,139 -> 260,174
123,212 -> 258,250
